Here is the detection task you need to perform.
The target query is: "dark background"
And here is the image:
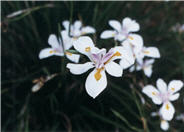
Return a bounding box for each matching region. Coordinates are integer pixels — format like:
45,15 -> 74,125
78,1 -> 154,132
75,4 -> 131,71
1,1 -> 184,132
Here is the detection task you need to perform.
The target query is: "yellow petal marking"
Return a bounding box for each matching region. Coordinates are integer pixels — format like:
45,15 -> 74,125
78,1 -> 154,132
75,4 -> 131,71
85,47 -> 91,52
128,36 -> 134,40
143,51 -> 150,54
49,50 -> 54,54
94,68 -> 104,81
171,88 -> 175,91
166,104 -> 170,110
112,33 -> 115,37
65,52 -> 72,56
152,92 -> 156,96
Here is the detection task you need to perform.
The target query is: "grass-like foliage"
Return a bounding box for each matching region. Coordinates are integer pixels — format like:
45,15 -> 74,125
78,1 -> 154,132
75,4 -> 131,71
1,1 -> 184,132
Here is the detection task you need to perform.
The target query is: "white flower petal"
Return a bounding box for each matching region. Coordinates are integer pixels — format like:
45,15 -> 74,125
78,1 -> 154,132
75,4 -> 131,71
73,36 -> 95,56
129,66 -> 135,72
48,34 -> 60,48
122,17 -> 140,33
114,46 -> 135,69
81,26 -> 96,34
168,80 -> 183,94
143,47 -> 160,58
85,69 -> 107,98
66,53 -> 80,63
127,34 -> 143,49
169,93 -> 180,101
142,85 -> 162,105
39,48 -> 63,59
105,61 -> 123,77
143,65 -> 153,78
74,20 -> 82,29
66,62 -> 94,75
109,20 -> 121,32
115,33 -> 126,41
160,120 -> 169,131
144,59 -> 155,66
160,102 -> 175,121
121,40 -> 134,54
100,30 -> 116,39
61,31 -> 73,50
156,78 -> 167,93
62,20 -> 70,30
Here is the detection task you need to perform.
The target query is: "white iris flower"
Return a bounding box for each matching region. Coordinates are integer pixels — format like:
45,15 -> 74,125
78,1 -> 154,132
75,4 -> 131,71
143,79 -> 183,121
100,17 -> 143,48
62,20 -> 96,39
39,34 -> 80,63
67,36 -> 134,98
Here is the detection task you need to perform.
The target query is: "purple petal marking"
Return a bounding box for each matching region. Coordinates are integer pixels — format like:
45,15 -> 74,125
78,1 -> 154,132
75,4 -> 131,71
102,50 -> 114,63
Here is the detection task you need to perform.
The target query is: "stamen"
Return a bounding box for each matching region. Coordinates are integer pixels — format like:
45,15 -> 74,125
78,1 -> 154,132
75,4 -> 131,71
65,52 -> 72,56
104,51 -> 121,65
166,104 -> 170,110
94,68 -> 104,81
85,47 -> 91,52
128,36 -> 134,40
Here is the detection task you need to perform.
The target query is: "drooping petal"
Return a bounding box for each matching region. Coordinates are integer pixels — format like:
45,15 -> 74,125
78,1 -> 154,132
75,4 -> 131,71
66,62 -> 94,75
48,34 -> 60,48
66,53 -> 80,63
143,65 -> 153,78
122,17 -> 140,33
32,83 -> 42,92
168,80 -> 183,94
142,85 -> 162,105
105,61 -> 123,77
143,47 -> 160,58
62,20 -> 70,30
74,20 -> 82,29
85,69 -> 107,98
100,30 -> 116,39
129,65 -> 135,72
109,20 -> 121,32
73,36 -> 95,56
160,120 -> 169,131
169,93 -> 180,101
160,102 -> 175,121
127,34 -> 143,49
81,26 -> 96,34
39,48 -> 63,59
156,78 -> 167,93
144,59 -> 155,66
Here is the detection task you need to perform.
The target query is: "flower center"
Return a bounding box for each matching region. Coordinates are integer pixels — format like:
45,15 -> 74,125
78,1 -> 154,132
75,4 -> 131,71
94,51 -> 121,81
160,92 -> 170,102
